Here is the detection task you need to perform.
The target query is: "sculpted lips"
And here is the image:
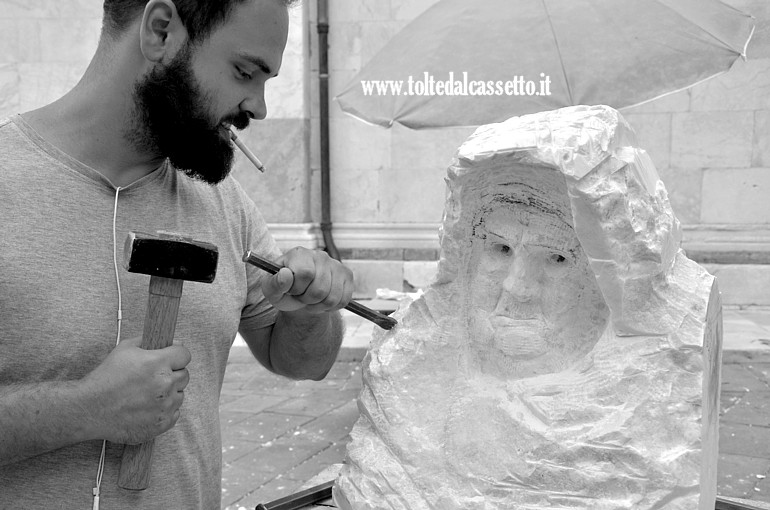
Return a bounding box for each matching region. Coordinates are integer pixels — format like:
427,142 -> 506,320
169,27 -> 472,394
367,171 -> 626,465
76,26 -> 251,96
488,316 -> 547,359
489,316 -> 542,330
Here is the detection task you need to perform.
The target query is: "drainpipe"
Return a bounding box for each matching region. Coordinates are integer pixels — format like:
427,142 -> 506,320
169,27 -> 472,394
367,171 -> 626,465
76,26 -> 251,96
317,0 -> 340,260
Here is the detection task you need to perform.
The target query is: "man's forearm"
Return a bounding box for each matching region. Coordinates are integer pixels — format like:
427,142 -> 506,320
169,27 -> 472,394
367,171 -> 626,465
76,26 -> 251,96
268,310 -> 345,381
0,381 -> 95,467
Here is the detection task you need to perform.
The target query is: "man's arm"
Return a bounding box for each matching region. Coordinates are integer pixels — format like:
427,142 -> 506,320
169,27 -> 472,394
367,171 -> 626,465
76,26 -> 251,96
0,381 -> 93,467
0,336 -> 190,467
242,309 -> 344,381
241,247 -> 352,380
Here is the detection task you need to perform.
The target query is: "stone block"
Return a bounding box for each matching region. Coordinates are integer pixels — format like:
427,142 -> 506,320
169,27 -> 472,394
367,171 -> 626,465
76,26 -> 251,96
0,19 -> 40,63
703,264 -> 770,306
0,0 -> 102,19
719,422 -> 770,459
717,453 -> 770,500
349,248 -> 404,260
267,389 -> 358,417
390,0 -> 443,21
220,394 -> 287,415
0,64 -> 20,118
220,412 -> 313,445
328,0 -> 391,23
403,248 -> 439,261
232,119 -> 310,223
283,442 -> 348,484
294,399 -> 359,442
329,116 -> 391,171
701,167 -> 770,223
391,123 -> 477,172
622,112 -> 672,169
403,260 -> 437,289
360,20 -> 408,67
690,59 -> 770,112
671,111 -> 753,169
376,163 -> 446,222
329,23 -> 363,71
656,166 -> 702,225
329,173 -> 380,224
753,110 -> 770,167
343,260 -> 403,298
220,461 -> 277,508
18,62 -> 87,111
721,363 -> 763,393
265,55 -> 305,119
722,390 -> 770,425
284,6 -> 305,57
38,18 -> 100,63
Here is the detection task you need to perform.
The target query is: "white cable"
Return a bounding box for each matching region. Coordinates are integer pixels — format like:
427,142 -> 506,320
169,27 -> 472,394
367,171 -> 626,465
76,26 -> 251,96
93,186 -> 123,510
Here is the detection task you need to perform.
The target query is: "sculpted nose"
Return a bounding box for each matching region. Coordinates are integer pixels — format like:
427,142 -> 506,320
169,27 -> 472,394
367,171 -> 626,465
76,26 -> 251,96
502,255 -> 539,303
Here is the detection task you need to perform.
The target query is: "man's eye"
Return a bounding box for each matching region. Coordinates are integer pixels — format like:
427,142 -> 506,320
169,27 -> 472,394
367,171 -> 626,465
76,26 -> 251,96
236,67 -> 252,80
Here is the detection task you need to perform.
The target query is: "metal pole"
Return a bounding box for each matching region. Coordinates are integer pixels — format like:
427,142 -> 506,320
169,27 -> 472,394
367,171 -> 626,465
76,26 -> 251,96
317,0 -> 340,260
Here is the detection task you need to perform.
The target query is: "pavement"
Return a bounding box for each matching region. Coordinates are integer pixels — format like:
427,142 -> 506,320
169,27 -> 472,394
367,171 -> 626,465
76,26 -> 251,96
220,303 -> 770,510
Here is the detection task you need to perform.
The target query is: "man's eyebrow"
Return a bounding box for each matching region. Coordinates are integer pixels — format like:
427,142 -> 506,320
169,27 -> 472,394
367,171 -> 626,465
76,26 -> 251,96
236,53 -> 279,78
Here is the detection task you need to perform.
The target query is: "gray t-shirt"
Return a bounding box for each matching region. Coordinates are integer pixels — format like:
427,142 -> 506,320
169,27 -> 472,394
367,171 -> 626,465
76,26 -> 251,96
0,115 -> 282,508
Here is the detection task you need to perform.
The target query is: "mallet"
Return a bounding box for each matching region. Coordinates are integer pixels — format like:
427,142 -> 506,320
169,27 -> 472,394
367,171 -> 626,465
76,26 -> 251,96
117,231 -> 219,491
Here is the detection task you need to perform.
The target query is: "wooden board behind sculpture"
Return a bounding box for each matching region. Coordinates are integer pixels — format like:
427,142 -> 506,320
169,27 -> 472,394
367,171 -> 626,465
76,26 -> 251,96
334,105 -> 723,510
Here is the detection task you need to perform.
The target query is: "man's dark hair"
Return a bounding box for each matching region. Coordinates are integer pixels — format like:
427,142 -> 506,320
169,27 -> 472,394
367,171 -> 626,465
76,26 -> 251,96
102,0 -> 297,43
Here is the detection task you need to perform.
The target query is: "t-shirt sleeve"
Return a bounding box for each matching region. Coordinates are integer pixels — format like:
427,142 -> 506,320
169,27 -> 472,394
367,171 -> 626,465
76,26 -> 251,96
235,184 -> 283,331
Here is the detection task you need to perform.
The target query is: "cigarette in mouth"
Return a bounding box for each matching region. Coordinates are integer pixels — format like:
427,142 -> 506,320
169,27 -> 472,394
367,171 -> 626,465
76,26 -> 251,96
229,128 -> 266,173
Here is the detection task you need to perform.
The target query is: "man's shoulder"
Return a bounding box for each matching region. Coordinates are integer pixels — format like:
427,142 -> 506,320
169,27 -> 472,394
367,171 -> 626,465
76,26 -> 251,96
0,116 -> 22,143
0,115 -> 45,168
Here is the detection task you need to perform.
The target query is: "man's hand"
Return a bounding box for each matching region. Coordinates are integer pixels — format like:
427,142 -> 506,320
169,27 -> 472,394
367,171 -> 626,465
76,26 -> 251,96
80,336 -> 191,445
261,247 -> 354,314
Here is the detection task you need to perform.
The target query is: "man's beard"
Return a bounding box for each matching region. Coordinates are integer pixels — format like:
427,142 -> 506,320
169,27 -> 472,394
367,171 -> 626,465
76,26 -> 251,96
127,44 -> 250,185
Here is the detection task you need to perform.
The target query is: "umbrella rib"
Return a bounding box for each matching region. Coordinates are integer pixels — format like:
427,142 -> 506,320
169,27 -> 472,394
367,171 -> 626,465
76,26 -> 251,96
541,0 -> 574,105
650,0 -> 751,56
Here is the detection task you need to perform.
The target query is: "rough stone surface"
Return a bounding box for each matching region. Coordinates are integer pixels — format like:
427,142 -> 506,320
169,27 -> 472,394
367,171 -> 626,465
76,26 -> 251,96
334,106 -> 722,510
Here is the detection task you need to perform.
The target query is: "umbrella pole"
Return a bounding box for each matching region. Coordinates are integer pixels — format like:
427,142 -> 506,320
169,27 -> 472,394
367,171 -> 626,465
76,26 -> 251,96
318,0 -> 340,261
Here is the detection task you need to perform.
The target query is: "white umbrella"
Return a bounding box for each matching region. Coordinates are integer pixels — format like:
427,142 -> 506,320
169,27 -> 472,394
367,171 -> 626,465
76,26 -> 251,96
336,0 -> 755,129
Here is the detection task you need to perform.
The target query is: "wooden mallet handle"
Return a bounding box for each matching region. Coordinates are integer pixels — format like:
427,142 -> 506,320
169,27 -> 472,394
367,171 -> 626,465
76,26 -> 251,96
117,276 -> 184,490
116,230 -> 218,491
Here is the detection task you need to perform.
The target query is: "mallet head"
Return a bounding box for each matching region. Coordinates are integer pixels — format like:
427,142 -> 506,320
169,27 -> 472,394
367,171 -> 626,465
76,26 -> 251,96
124,231 -> 219,283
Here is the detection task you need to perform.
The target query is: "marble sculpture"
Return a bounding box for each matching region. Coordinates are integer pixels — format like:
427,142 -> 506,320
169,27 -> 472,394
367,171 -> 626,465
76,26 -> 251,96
334,105 -> 723,510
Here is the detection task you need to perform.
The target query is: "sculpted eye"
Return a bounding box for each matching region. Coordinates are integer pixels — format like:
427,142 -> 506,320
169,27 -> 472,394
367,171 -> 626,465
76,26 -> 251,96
549,253 -> 567,264
494,243 -> 512,256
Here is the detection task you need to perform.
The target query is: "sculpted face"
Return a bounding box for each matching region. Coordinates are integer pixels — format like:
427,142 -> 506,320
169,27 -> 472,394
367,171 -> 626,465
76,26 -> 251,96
467,198 -> 608,379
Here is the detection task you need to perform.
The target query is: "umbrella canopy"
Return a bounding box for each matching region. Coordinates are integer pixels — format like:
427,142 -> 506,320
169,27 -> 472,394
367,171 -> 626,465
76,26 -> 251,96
335,0 -> 755,129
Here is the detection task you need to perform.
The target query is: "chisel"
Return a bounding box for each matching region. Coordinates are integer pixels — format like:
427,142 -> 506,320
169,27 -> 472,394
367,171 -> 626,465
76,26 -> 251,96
243,250 -> 398,330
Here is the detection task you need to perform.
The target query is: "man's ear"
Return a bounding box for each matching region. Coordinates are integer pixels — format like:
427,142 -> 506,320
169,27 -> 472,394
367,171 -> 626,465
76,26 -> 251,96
139,0 -> 188,63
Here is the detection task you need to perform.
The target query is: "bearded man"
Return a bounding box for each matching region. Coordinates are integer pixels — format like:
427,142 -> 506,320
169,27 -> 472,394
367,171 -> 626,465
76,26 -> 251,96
0,1 -> 353,508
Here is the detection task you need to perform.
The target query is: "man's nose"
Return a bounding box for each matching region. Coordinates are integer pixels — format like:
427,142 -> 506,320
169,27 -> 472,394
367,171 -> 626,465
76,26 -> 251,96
241,88 -> 267,121
501,253 -> 539,302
